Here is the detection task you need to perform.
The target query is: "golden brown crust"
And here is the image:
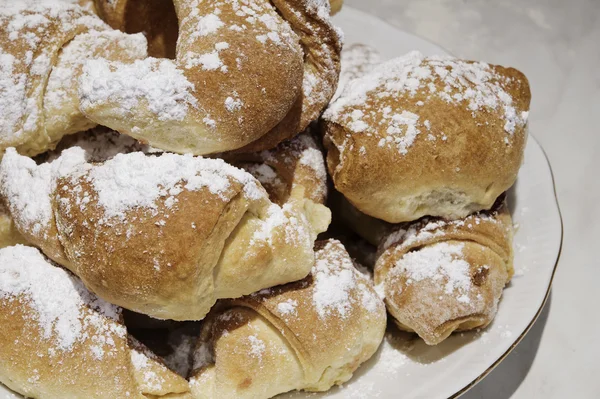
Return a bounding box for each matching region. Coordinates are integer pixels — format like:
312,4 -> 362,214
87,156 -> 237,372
1,149 -> 330,321
0,2 -> 108,156
323,52 -> 530,223
235,0 -> 343,152
190,239 -> 386,398
68,0 -> 342,156
374,199 -> 514,345
0,245 -> 190,399
81,0 -> 305,155
223,131 -> 328,206
0,2 -> 148,157
94,0 -> 179,58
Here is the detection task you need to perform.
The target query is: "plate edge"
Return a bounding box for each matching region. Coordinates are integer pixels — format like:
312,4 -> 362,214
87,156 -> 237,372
449,136 -> 564,399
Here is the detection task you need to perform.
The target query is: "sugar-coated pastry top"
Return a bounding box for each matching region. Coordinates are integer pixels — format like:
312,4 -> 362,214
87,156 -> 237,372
0,0 -> 108,155
374,200 -> 514,345
0,244 -> 124,352
325,51 -> 529,142
0,245 -> 191,398
323,51 -> 530,223
189,239 -> 386,398
0,147 -> 330,320
83,0 -> 342,155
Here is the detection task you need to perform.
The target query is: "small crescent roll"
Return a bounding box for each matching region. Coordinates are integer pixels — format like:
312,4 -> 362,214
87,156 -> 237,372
0,1 -> 147,156
189,239 -> 387,399
223,131 -> 328,206
374,199 -> 514,345
0,245 -> 190,399
83,0 -> 341,155
323,51 -> 530,223
0,148 -> 330,321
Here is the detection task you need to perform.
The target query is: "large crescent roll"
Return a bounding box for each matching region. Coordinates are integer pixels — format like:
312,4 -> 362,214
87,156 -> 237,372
83,0 -> 342,155
374,199 -> 514,345
0,245 -> 191,399
0,1 -> 147,156
189,239 -> 386,399
0,148 -> 330,320
323,51 -> 530,223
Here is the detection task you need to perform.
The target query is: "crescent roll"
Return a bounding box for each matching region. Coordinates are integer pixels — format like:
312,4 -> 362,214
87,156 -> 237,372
374,199 -> 514,345
0,148 -> 330,321
189,239 -> 387,399
323,51 -> 530,223
82,0 -> 342,155
224,131 -> 328,206
0,1 -> 148,156
0,245 -> 191,399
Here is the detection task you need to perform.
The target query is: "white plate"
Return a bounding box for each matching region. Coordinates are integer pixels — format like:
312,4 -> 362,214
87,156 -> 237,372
0,6 -> 562,399
282,7 -> 562,399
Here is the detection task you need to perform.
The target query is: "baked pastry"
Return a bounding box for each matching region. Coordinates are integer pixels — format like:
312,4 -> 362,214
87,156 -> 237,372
189,239 -> 386,398
323,51 -> 530,223
0,245 -> 191,399
0,0 -> 147,156
0,203 -> 27,248
0,148 -> 331,320
82,0 -> 342,155
374,198 -> 514,345
93,0 -> 179,58
223,131 -> 328,206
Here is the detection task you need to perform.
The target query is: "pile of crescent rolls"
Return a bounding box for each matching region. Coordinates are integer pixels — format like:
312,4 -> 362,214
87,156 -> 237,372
0,1 -> 531,398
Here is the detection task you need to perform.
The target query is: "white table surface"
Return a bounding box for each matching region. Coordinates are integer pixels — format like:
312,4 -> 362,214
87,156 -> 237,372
344,0 -> 599,398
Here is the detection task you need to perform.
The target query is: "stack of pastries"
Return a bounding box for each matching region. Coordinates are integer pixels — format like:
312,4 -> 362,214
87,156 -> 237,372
0,0 -> 530,398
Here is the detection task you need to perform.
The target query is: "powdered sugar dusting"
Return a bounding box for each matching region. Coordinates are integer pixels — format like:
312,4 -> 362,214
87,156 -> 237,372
79,152 -> 266,221
79,58 -> 198,122
130,347 -> 168,391
276,299 -> 298,316
381,212 -> 500,253
252,132 -> 328,202
44,128 -> 151,163
44,30 -> 147,133
312,240 -> 382,319
247,335 -> 266,359
0,245 -> 123,353
0,147 -> 87,236
324,51 -> 529,156
0,0 -> 107,149
392,242 -> 473,301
